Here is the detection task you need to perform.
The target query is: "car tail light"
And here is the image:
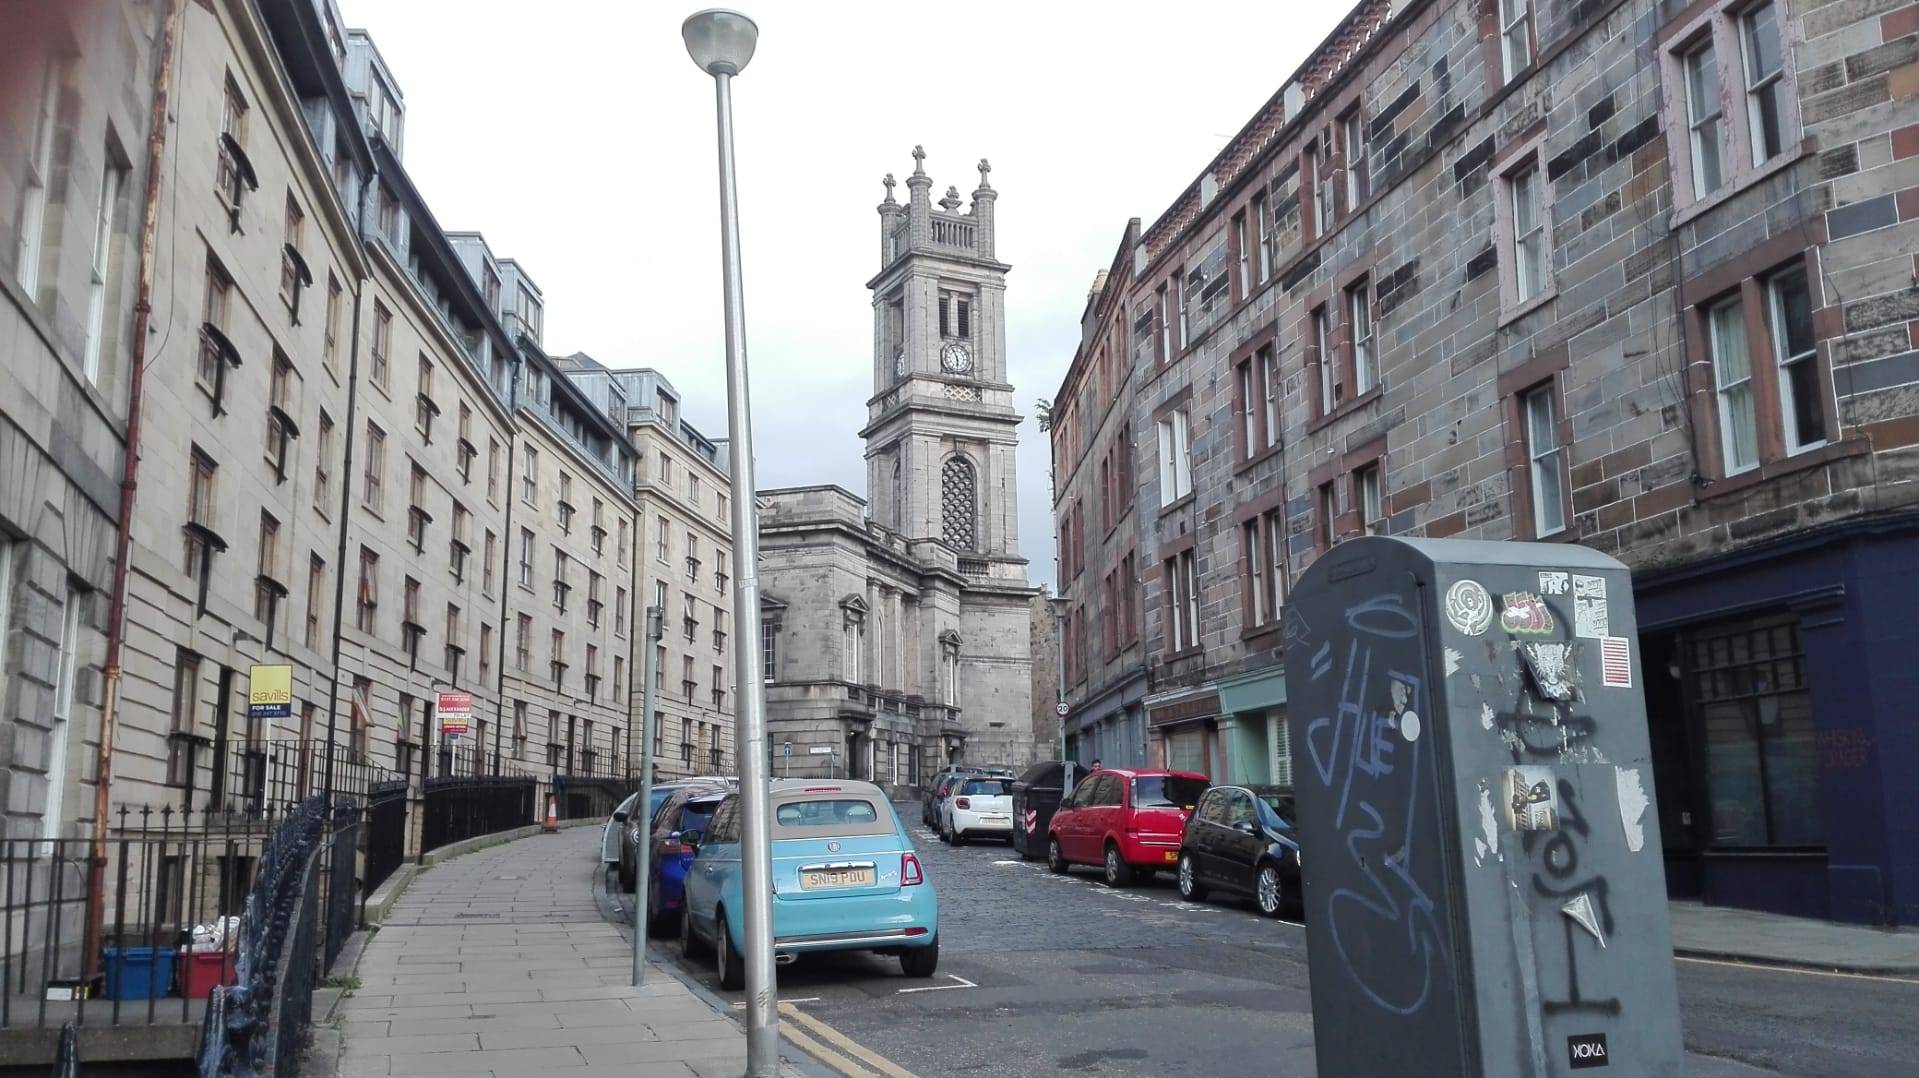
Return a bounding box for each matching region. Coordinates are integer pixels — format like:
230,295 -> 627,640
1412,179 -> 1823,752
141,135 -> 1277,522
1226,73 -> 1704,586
803,786 -> 842,793
955,797 -> 971,810
901,852 -> 924,886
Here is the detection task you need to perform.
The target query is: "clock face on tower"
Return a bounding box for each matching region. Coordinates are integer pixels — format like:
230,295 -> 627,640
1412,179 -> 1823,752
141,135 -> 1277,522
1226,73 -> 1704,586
940,342 -> 973,375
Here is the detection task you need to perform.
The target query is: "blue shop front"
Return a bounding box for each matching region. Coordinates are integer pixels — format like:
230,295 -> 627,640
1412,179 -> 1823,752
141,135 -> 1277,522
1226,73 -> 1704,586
1634,515 -> 1919,926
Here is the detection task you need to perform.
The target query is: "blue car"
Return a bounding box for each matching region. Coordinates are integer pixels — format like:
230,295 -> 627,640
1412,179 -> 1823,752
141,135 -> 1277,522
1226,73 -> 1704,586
637,785 -> 731,934
680,779 -> 938,989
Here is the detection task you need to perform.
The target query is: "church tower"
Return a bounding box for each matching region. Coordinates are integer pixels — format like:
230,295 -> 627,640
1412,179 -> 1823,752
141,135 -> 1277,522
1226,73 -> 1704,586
864,148 -> 1024,579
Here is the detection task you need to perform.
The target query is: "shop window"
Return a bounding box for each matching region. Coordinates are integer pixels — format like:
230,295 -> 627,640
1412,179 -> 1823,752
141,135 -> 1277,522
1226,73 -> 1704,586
1688,615 -> 1821,848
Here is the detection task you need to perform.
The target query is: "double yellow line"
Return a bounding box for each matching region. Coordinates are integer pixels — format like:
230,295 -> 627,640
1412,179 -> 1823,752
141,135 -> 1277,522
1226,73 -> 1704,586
778,1001 -> 919,1078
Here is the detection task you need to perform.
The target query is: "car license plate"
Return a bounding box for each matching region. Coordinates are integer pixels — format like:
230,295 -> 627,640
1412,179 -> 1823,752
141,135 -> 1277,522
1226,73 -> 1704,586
800,866 -> 875,890
1163,851 -> 1179,863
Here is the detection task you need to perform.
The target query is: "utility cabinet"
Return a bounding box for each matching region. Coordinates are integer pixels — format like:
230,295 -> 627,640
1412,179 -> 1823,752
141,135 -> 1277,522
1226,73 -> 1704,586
1284,537 -> 1683,1076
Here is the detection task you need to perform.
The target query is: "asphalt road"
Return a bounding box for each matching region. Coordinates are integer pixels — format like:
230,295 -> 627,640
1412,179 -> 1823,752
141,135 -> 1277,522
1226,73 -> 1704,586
616,806 -> 1919,1077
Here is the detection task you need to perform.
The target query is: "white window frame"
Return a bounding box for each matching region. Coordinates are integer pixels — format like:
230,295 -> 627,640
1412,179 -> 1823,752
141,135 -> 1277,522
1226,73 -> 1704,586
1156,410 -> 1193,506
1233,214 -> 1250,297
1683,39 -> 1726,201
1315,307 -> 1335,415
1500,0 -> 1532,82
1355,464 -> 1384,536
1260,345 -> 1281,449
16,58 -> 61,297
1238,364 -> 1259,461
1342,108 -> 1366,211
82,158 -> 126,383
44,586 -> 82,843
1243,521 -> 1268,627
1738,1 -> 1788,167
1708,296 -> 1759,475
1347,280 -> 1376,396
1766,266 -> 1826,455
1523,385 -> 1567,537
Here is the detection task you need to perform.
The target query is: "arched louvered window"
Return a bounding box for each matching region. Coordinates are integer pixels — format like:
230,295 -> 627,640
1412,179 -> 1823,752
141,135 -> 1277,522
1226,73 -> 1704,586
941,457 -> 977,550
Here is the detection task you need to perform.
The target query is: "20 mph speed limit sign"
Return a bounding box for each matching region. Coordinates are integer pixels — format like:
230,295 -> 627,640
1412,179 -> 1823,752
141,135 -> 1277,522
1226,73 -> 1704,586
1055,701 -> 1070,717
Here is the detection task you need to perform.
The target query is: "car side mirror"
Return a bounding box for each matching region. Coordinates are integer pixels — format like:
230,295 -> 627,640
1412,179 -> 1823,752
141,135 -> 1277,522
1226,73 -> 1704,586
613,811 -> 628,823
680,829 -> 703,850
1234,819 -> 1257,834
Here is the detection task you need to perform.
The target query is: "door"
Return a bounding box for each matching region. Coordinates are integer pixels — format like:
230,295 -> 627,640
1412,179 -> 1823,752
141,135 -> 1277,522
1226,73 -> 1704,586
1086,774 -> 1122,860
687,796 -> 741,942
1056,776 -> 1096,861
1189,790 -> 1229,885
1217,789 -> 1262,893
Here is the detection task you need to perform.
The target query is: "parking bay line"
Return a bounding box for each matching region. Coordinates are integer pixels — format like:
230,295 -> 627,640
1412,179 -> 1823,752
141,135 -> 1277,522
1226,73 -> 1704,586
780,1001 -> 920,1078
895,973 -> 978,994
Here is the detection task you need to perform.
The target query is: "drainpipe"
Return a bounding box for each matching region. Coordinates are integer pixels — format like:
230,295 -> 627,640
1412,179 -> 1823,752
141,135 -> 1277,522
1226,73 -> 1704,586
87,0 -> 185,978
321,148 -> 379,799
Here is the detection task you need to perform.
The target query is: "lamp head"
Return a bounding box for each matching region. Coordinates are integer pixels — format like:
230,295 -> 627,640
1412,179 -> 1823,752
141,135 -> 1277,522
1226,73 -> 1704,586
682,9 -> 758,75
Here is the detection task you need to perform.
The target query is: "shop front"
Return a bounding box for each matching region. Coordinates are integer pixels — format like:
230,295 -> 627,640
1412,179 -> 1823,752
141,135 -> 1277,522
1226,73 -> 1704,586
1218,667 -> 1290,787
1636,518 -> 1919,926
1146,688 -> 1221,778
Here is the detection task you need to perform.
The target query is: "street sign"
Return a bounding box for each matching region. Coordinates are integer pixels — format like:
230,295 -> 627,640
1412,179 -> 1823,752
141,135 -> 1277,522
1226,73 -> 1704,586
781,742 -> 793,757
808,745 -> 834,755
247,665 -> 293,721
437,690 -> 473,740
1055,701 -> 1070,718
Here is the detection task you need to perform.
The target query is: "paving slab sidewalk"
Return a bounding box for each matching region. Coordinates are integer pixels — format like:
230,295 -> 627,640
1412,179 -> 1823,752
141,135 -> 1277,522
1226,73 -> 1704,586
329,825 -> 811,1077
1669,899 -> 1919,975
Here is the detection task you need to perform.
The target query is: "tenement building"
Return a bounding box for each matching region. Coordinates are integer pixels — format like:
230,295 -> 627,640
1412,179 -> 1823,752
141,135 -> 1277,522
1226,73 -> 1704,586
1063,0 -> 1919,925
758,150 -> 1039,786
1,0 -> 673,865
1051,223 -> 1154,769
561,360 -> 738,782
0,0 -> 166,842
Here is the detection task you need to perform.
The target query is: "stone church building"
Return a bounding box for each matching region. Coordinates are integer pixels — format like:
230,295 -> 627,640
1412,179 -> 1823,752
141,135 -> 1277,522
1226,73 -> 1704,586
757,149 -> 1037,789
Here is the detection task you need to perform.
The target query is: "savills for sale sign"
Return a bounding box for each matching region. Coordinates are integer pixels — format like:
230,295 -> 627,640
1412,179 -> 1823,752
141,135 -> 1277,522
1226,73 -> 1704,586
437,691 -> 473,739
247,665 -> 293,721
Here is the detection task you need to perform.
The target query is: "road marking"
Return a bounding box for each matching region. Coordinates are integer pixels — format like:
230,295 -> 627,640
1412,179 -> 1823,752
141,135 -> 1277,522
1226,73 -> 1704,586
779,1019 -> 881,1078
1674,955 -> 1919,985
732,996 -> 821,1007
780,1001 -> 920,1077
992,860 -> 1023,866
896,973 -> 978,994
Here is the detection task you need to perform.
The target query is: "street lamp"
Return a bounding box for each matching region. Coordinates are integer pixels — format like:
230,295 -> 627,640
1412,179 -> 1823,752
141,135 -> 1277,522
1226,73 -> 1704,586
683,10 -> 778,1077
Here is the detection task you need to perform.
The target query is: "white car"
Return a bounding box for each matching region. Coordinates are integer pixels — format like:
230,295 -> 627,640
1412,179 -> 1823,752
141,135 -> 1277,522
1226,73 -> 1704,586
940,776 -> 1014,845
603,791 -> 642,864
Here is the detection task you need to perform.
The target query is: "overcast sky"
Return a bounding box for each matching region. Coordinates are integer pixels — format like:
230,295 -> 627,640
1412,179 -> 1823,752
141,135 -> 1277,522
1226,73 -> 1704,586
337,1 -> 1351,591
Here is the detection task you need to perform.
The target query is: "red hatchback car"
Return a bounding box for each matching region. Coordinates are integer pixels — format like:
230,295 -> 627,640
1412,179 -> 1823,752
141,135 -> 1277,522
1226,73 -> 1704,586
1046,768 -> 1210,886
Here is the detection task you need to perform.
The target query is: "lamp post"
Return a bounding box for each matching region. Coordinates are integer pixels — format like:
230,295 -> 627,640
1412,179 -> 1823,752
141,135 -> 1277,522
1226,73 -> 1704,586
632,605 -> 663,987
682,10 -> 778,1075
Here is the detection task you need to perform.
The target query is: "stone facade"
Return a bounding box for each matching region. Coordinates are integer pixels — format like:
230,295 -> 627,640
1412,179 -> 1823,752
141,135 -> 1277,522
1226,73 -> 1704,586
758,149 -> 1039,788
0,0 -> 690,863
1068,0 -> 1919,924
565,362 -> 738,783
0,0 -> 165,841
1051,224 -> 1154,770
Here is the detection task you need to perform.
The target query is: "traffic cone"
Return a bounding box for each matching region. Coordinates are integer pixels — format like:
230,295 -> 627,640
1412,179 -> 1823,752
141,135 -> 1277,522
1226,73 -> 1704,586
542,793 -> 559,833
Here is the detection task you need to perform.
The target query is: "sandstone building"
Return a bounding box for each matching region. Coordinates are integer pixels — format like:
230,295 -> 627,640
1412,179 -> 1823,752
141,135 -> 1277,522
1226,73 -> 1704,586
1055,0 -> 1919,925
758,149 -> 1039,786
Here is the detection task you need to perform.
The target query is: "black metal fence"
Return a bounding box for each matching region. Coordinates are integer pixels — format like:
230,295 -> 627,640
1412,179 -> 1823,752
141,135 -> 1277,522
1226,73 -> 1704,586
420,776 -> 538,855
363,780 -> 408,898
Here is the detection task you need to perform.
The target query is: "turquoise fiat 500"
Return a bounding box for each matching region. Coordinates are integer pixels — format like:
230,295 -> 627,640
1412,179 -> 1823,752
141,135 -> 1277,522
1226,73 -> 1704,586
679,779 -> 938,988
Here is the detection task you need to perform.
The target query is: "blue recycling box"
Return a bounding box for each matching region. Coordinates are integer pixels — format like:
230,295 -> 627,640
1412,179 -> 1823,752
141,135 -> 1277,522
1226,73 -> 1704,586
102,946 -> 177,1000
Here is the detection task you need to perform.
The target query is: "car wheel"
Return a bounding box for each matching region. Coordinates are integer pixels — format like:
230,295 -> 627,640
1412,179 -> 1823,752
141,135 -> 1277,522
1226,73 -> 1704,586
1256,862 -> 1286,919
1103,843 -> 1134,888
899,937 -> 939,978
716,911 -> 745,991
680,901 -> 710,959
1177,854 -> 1207,902
951,827 -> 966,848
1047,837 -> 1069,874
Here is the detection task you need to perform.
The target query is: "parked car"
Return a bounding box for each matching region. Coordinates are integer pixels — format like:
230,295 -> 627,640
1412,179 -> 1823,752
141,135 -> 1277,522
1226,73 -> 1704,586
920,767 -> 985,828
622,783 -> 731,934
1046,768 -> 1209,886
680,779 -> 938,989
939,776 -> 1014,845
1009,761 -> 1070,861
1176,784 -> 1301,918
603,778 -> 735,866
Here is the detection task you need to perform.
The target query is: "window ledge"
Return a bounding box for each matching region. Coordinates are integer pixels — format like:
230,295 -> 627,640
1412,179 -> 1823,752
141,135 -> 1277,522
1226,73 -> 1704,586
1240,621 -> 1283,643
1696,437 -> 1867,503
1233,443 -> 1285,477
1161,645 -> 1203,663
1498,288 -> 1557,329
1306,385 -> 1383,435
1157,492 -> 1196,517
1667,147 -> 1811,231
